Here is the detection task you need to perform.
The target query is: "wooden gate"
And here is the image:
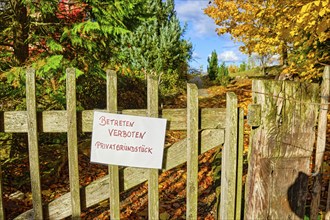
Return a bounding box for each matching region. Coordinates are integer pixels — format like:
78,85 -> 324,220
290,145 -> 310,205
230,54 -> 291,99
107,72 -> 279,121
0,68 -> 233,219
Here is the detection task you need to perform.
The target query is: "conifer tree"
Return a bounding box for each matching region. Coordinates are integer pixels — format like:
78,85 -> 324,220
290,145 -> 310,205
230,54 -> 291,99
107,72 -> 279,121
207,50 -> 218,80
120,0 -> 192,95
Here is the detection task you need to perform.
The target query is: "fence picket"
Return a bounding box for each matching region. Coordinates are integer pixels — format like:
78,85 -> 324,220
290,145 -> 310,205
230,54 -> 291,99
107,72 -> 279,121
186,83 -> 198,219
106,70 -> 121,219
219,92 -> 238,220
26,68 -> 43,219
235,108 -> 244,220
147,74 -> 159,219
0,159 -> 4,219
66,68 -> 81,218
311,65 -> 330,220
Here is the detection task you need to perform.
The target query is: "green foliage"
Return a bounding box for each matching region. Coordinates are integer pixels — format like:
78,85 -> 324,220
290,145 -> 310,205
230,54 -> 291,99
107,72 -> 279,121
1,0 -> 192,110
239,62 -> 247,72
216,62 -> 230,86
207,50 -> 218,81
119,0 -> 192,96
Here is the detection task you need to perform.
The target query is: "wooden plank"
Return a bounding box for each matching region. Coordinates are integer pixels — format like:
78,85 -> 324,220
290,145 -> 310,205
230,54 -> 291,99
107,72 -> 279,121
147,74 -> 159,220
235,108 -> 244,220
0,109 -> 4,218
2,108 -> 226,133
3,111 -> 28,133
200,108 -> 226,129
106,69 -> 120,220
161,109 -> 186,130
122,109 -> 147,116
326,181 -> 330,219
219,92 -> 238,220
26,68 -> 43,219
186,83 -> 198,220
0,159 -> 4,219
66,68 -> 81,218
39,111 -> 67,132
14,128 -> 224,219
245,80 -> 319,219
310,65 -> 330,220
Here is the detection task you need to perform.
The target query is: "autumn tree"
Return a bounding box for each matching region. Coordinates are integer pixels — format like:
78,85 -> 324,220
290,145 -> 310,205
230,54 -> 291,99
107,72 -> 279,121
207,50 -> 218,80
205,0 -> 330,79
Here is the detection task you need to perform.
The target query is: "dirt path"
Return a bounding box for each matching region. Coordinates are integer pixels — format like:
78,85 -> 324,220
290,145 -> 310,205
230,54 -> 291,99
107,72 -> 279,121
188,76 -> 210,97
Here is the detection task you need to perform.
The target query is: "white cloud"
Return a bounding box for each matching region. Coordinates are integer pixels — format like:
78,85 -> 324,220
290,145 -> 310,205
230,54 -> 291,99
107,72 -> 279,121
192,52 -> 201,59
218,51 -> 240,62
175,0 -> 218,37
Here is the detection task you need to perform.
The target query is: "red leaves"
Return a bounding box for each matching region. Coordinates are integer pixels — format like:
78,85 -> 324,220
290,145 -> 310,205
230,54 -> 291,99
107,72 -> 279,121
57,0 -> 88,23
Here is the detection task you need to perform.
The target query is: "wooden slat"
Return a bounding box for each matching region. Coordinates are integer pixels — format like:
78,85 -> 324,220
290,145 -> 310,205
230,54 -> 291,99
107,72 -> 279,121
14,128 -> 224,220
326,182 -> 330,219
106,70 -> 121,220
0,159 -> 4,219
0,107 -> 4,219
147,75 -> 159,220
186,83 -> 198,220
311,65 -> 330,220
235,108 -> 244,219
200,108 -> 226,129
3,111 -> 28,132
40,111 -> 67,132
122,109 -> 147,117
1,108 -> 226,133
161,109 -> 186,130
220,92 -> 238,220
66,68 -> 81,218
26,68 -> 43,219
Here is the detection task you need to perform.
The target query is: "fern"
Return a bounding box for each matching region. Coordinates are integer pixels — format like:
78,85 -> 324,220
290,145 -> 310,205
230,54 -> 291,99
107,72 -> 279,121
38,55 -> 63,76
46,39 -> 63,52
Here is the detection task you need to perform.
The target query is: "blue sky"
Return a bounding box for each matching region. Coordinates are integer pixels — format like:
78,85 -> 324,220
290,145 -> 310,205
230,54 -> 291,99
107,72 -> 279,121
174,0 -> 248,72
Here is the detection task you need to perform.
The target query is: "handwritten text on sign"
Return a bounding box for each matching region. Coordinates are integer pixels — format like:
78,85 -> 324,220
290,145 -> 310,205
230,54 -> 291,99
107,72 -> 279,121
91,111 -> 167,169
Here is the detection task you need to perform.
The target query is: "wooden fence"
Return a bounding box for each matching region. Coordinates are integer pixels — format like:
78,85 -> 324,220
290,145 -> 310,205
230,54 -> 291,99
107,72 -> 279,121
1,66 -> 330,219
0,68 -> 244,219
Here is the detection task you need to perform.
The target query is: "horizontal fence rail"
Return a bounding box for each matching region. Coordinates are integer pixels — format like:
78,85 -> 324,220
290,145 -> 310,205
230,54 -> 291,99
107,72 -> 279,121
0,108 -> 226,133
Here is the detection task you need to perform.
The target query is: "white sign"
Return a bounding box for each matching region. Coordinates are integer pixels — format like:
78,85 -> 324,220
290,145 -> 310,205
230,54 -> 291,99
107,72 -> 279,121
90,111 -> 167,169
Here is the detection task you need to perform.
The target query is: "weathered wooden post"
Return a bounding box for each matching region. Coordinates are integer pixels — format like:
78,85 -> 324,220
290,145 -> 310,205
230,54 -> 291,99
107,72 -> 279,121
66,68 -> 81,218
147,74 -> 159,220
26,68 -> 43,219
0,110 -> 4,219
106,69 -> 120,219
236,108 -> 244,220
245,80 -> 319,219
310,65 -> 330,220
0,154 -> 4,219
219,92 -> 238,220
186,83 -> 198,220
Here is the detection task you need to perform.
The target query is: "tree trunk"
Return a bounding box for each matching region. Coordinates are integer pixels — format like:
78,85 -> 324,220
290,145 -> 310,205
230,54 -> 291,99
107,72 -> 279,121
13,2 -> 29,64
281,44 -> 288,66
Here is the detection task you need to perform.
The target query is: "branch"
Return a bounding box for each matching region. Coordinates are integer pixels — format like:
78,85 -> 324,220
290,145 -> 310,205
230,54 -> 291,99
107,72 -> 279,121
0,42 -> 13,47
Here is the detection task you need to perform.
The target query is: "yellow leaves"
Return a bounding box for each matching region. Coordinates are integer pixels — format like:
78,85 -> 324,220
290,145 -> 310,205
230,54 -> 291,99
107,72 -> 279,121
206,0 -> 328,79
314,0 -> 321,6
318,32 -> 328,42
319,7 -> 326,16
300,2 -> 312,14
290,30 -> 296,37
